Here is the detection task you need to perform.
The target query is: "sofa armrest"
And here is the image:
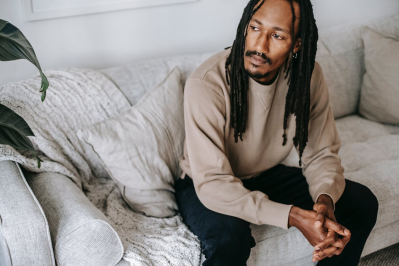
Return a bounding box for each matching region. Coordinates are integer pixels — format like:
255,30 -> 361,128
0,217 -> 12,266
24,170 -> 124,266
0,160 -> 55,266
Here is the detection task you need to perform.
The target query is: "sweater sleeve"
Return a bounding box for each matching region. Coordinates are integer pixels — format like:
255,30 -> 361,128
295,63 -> 346,212
183,77 -> 294,230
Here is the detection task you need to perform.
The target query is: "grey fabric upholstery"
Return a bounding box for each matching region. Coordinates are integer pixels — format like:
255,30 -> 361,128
100,52 -> 216,107
0,223 -> 12,266
0,160 -> 55,266
24,171 -> 124,266
314,13 -> 399,119
115,258 -> 131,266
246,114 -> 399,265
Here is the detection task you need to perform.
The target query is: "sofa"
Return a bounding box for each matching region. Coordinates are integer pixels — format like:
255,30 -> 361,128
0,12 -> 398,266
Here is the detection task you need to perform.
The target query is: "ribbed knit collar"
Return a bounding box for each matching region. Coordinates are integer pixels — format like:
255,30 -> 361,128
248,65 -> 282,94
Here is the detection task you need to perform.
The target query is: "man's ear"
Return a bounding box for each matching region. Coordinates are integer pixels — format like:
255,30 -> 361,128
294,38 -> 301,53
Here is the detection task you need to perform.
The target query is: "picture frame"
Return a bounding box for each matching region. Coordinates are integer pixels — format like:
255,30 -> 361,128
22,0 -> 198,21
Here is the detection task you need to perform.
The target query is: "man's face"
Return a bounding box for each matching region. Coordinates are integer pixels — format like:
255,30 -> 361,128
244,0 -> 301,83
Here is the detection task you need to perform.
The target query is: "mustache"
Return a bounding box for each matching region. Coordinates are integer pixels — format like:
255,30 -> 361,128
245,50 -> 272,65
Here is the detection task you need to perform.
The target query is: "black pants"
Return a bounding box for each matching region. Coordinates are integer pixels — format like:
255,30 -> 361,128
174,164 -> 379,266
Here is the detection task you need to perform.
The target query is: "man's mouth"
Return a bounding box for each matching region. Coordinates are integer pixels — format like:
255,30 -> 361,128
249,54 -> 268,65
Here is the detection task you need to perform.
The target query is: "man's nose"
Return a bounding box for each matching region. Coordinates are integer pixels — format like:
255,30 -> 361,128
254,32 -> 270,55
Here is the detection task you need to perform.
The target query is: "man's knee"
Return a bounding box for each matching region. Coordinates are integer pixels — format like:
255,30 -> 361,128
350,182 -> 379,227
363,185 -> 379,227
202,232 -> 255,266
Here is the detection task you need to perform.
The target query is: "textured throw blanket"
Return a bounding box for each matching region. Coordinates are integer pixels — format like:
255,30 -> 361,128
0,68 -> 201,266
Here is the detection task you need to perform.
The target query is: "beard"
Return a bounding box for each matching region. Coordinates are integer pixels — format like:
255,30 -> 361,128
244,50 -> 272,80
245,67 -> 270,80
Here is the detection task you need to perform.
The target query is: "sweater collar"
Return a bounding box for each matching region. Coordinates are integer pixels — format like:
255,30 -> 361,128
248,65 -> 282,94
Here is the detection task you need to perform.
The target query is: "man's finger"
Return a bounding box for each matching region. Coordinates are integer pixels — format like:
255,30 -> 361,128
323,217 -> 351,237
315,212 -> 325,228
334,247 -> 343,256
330,238 -> 345,249
340,233 -> 351,249
314,245 -> 339,261
317,234 -> 350,258
315,230 -> 336,251
314,203 -> 327,228
330,230 -> 351,255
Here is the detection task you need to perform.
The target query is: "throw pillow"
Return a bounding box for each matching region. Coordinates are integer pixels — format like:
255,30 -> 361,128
77,66 -> 184,218
359,27 -> 399,124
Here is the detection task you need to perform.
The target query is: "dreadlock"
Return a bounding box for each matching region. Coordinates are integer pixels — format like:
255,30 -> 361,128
224,0 -> 318,167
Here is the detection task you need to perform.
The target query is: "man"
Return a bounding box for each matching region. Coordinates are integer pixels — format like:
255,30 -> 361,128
176,0 -> 379,265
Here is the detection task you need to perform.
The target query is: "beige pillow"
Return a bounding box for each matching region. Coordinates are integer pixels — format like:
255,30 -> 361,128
359,27 -> 399,124
77,66 -> 184,218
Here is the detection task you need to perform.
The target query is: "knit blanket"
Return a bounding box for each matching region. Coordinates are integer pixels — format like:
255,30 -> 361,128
0,68 -> 201,266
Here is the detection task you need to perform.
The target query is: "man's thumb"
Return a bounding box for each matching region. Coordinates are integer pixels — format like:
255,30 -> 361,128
314,204 -> 325,228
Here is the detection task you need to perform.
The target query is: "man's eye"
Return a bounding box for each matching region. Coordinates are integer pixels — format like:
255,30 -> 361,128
273,33 -> 283,40
250,26 -> 259,31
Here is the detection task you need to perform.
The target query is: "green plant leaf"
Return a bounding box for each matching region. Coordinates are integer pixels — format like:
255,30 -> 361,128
0,104 -> 42,168
0,19 -> 49,101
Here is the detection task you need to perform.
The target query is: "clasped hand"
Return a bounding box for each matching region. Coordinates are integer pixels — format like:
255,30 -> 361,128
311,196 -> 351,262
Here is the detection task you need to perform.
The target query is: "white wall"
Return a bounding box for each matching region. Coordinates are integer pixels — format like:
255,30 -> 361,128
0,0 -> 398,85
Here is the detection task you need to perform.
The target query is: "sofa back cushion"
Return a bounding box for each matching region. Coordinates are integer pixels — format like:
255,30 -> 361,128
316,25 -> 364,119
358,27 -> 399,124
315,12 -> 399,119
100,52 -> 215,106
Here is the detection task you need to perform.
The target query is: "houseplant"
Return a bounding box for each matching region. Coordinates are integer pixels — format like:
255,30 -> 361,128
0,19 -> 49,168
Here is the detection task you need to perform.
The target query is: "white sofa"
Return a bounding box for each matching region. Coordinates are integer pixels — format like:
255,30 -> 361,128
0,13 -> 398,266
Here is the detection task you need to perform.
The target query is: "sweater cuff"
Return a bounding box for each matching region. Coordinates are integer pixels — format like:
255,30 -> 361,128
312,179 -> 346,212
256,196 -> 294,230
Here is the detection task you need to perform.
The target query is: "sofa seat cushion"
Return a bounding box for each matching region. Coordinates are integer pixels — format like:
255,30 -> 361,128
284,113 -> 399,224
334,115 -> 399,230
253,114 -> 399,236
246,114 -> 399,265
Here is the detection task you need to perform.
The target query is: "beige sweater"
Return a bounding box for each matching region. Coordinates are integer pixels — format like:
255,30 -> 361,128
178,48 -> 346,230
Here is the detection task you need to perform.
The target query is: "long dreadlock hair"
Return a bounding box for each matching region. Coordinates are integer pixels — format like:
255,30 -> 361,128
224,0 -> 318,167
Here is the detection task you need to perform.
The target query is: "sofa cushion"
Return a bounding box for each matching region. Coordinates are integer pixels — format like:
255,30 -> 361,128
316,25 -> 364,119
100,52 -> 215,106
282,114 -> 399,229
314,12 -> 399,119
77,67 -> 184,218
25,171 -> 123,266
366,12 -> 399,38
334,115 -> 399,231
249,114 -> 399,264
358,27 -> 399,124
